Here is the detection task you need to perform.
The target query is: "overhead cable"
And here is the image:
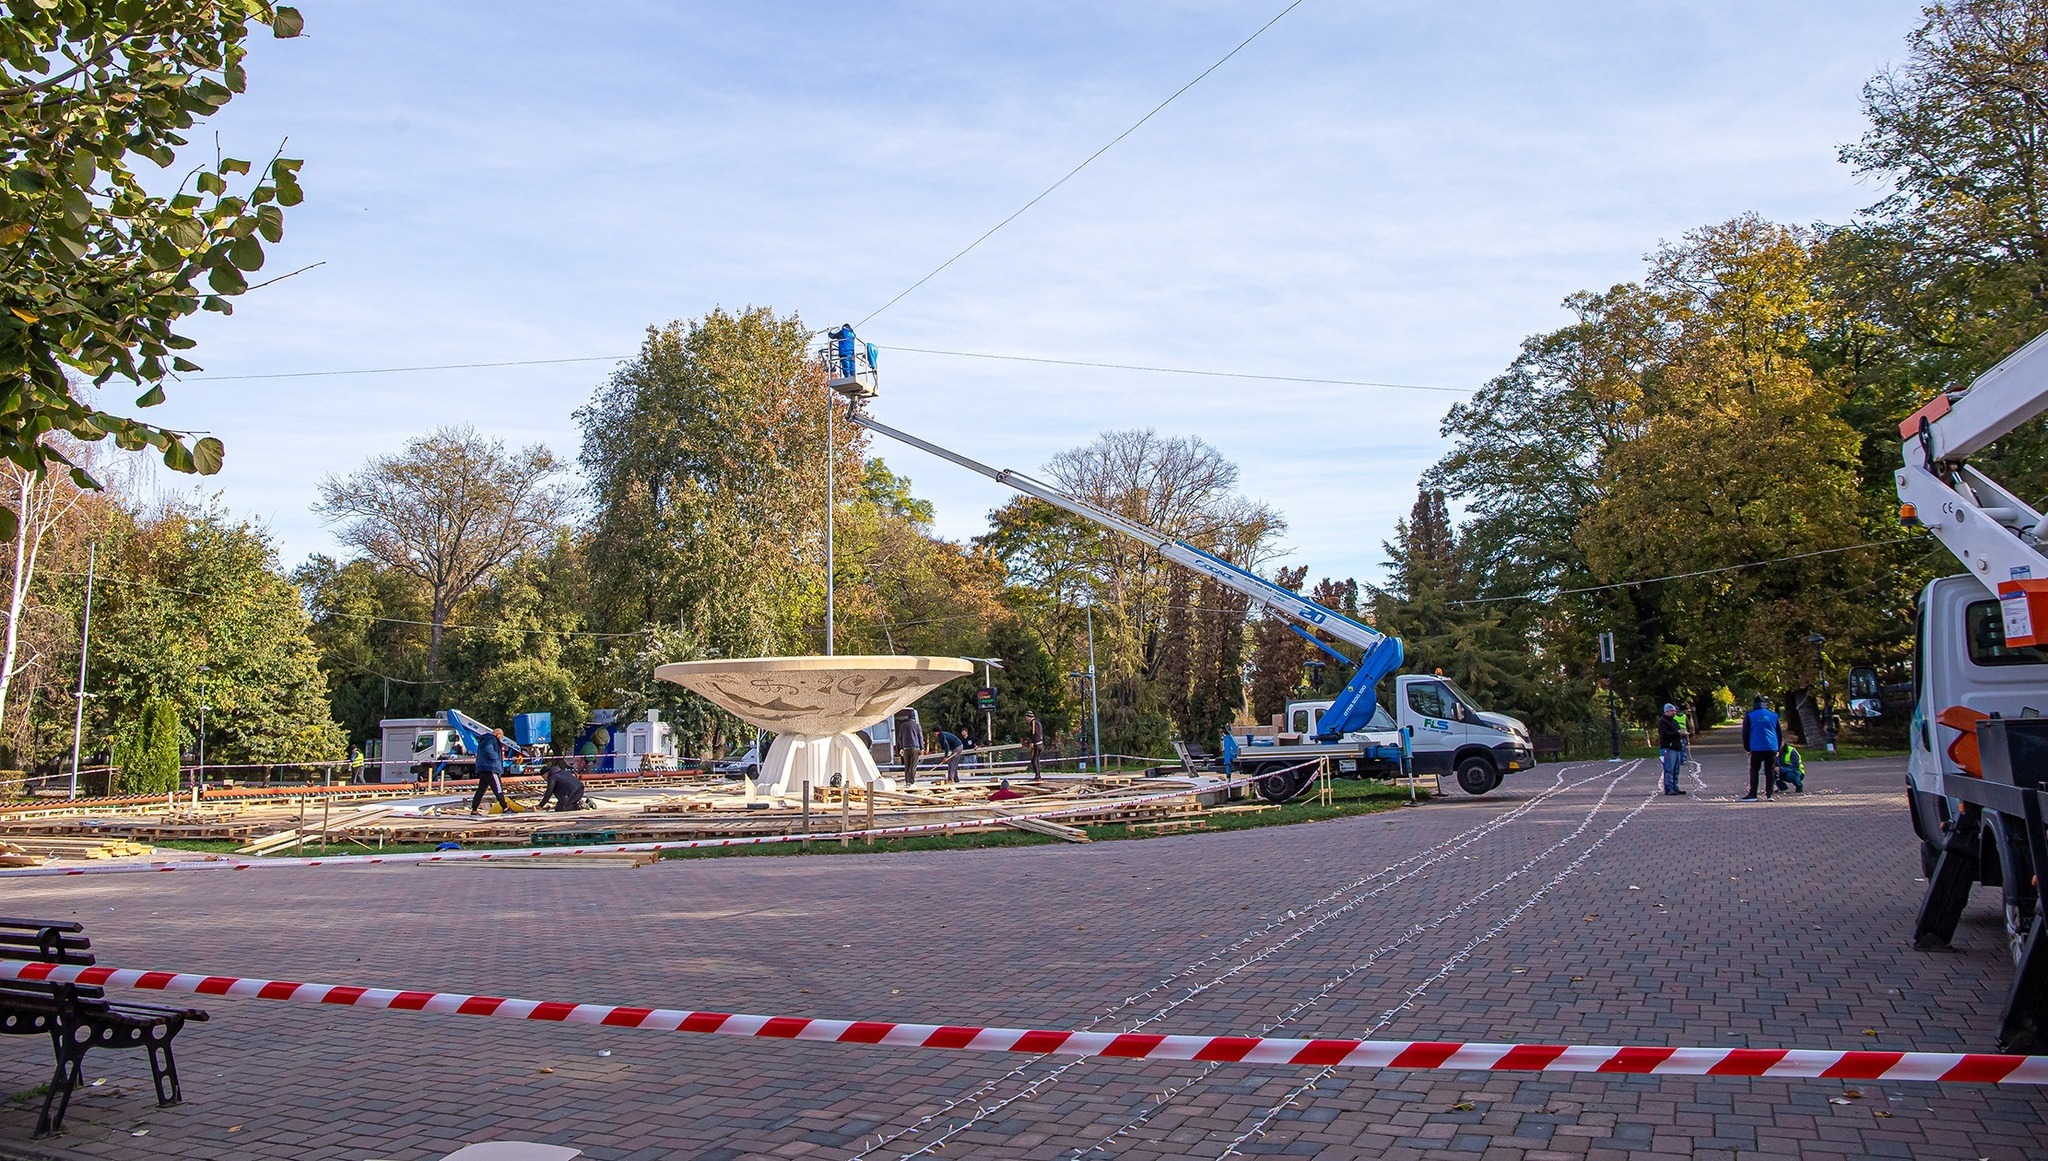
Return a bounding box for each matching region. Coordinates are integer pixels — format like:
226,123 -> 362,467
855,0 -> 1316,327
1441,536 -> 1916,610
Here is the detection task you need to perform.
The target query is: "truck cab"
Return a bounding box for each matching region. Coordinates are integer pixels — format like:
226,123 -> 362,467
1907,573 -> 2048,963
1392,673 -> 1534,794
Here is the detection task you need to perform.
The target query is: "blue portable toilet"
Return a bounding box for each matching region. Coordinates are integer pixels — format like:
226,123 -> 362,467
513,713 -> 552,748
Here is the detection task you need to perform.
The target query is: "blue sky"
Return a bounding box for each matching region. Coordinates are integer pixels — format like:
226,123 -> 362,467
149,0 -> 1925,585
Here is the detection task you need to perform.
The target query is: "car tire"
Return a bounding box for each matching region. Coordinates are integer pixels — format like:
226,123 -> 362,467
1455,756 -> 1497,796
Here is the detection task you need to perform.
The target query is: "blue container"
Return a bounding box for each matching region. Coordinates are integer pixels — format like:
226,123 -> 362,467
513,713 -> 553,747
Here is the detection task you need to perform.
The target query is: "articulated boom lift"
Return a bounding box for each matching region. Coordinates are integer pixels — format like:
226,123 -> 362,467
843,410 -> 1407,742
1894,329 -> 2048,1051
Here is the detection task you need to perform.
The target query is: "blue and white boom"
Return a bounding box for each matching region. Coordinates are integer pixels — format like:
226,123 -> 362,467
847,411 -> 1406,740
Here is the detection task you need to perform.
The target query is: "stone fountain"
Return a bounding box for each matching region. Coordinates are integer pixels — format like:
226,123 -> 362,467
654,656 -> 974,795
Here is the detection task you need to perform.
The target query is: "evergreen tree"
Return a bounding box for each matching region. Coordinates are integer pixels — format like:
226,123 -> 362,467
113,694 -> 181,796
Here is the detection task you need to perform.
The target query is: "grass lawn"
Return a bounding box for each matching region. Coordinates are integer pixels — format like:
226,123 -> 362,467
147,779 -> 1420,861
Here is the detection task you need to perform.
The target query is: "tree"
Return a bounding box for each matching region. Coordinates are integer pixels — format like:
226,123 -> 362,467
60,501 -> 341,767
1,3 -> 307,519
0,439 -> 94,736
577,307 -> 852,655
315,425 -> 571,675
1246,565 -> 1310,723
112,692 -> 179,795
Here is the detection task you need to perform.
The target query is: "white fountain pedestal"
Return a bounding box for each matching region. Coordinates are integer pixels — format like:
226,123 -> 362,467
653,655 -> 974,797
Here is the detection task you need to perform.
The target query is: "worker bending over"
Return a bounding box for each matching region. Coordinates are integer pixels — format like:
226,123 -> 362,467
536,761 -> 587,812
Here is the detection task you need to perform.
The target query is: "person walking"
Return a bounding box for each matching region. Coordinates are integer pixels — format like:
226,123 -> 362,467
935,729 -> 967,781
1024,710 -> 1044,781
347,745 -> 365,784
894,708 -> 925,785
1777,738 -> 1806,794
1657,703 -> 1689,796
1741,696 -> 1780,801
469,726 -> 513,815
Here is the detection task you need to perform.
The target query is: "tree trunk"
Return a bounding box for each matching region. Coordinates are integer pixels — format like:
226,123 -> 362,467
0,475 -> 34,733
428,589 -> 448,677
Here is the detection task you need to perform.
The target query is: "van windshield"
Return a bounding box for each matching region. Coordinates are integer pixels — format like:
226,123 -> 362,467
1369,705 -> 1395,730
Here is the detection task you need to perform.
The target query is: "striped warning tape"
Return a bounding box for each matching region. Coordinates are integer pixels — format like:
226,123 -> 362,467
0,764 -> 1309,879
3,958 -> 2041,1083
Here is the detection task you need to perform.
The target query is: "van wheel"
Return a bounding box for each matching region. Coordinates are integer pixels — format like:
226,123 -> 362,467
1256,768 -> 1311,804
1455,756 -> 1498,795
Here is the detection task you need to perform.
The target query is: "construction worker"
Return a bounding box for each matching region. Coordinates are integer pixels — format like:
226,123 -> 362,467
1024,710 -> 1045,781
830,324 -> 857,379
536,760 -> 587,811
1741,696 -> 1780,802
935,729 -> 967,781
347,745 -> 365,784
468,727 -> 513,815
1657,704 -> 1689,796
894,708 -> 925,785
1777,739 -> 1806,795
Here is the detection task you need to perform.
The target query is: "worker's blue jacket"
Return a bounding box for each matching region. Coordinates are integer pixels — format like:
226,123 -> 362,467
475,731 -> 504,774
1742,708 -> 1780,754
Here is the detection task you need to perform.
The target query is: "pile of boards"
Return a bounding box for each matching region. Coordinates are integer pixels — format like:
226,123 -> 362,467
0,836 -> 151,862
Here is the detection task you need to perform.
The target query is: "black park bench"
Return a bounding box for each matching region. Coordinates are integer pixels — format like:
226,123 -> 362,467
0,917 -> 209,1136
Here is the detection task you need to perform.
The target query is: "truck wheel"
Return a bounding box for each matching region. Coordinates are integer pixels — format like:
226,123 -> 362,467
1255,768 -> 1310,804
1455,756 -> 1497,796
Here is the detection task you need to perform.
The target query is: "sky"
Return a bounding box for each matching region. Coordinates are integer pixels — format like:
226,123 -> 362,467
143,0 -> 1928,586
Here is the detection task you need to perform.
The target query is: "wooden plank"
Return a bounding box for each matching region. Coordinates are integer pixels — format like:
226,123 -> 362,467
994,814 -> 1091,843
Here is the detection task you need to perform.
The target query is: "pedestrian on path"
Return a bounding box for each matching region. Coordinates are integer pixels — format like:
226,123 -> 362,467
468,727 -> 513,815
1024,710 -> 1044,781
1657,703 -> 1689,795
1777,739 -> 1806,794
1741,696 -> 1780,801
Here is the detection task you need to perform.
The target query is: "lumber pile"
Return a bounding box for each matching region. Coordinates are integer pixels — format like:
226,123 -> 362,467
2,836 -> 152,859
994,813 -> 1090,843
418,851 -> 657,869
0,840 -> 45,867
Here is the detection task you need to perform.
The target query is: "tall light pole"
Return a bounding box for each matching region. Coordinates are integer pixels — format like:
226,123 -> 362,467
1086,601 -> 1101,773
825,387 -> 835,657
1807,632 -> 1833,753
1599,630 -> 1619,759
966,656 -> 1003,749
197,664 -> 210,790
68,542 -> 96,799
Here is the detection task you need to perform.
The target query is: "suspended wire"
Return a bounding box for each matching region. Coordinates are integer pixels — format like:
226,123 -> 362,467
170,344 -> 1466,395
1441,536 -> 1916,610
885,346 -> 1465,394
854,0 -> 1316,327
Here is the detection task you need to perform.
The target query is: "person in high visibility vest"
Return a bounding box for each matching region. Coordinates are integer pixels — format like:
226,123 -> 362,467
347,746 -> 365,784
1777,740 -> 1806,794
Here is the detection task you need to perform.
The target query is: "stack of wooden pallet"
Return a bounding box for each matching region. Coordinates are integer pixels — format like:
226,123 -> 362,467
0,840 -> 45,867
2,836 -> 152,860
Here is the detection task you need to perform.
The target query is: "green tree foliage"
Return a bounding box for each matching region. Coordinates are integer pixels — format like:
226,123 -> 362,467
315,425 -> 571,675
578,307 -> 847,654
1246,565 -> 1310,723
1,3 -> 307,520
985,616 -> 1071,746
49,501 -> 341,767
112,691 -> 179,795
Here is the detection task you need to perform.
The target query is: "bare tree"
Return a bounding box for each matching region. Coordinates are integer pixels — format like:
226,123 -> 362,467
315,426 -> 571,674
0,438 -> 95,740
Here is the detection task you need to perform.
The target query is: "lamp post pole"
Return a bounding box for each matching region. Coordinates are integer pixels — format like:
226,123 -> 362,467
197,664 -> 210,792
1599,630 -> 1619,759
825,392 -> 834,658
67,543 -> 96,799
1808,633 -> 1832,753
1086,601 -> 1101,774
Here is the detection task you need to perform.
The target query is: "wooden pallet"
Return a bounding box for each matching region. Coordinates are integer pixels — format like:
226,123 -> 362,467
1127,818 -> 1207,834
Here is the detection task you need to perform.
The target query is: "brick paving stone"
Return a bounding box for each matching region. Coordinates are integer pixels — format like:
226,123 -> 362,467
0,738 -> 2041,1158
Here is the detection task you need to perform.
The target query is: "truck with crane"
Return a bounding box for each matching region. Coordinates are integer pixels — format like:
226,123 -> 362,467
1892,328 -> 2048,1051
820,334 -> 1534,803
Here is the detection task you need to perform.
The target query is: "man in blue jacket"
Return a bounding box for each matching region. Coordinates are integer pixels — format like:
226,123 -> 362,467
1741,696 -> 1780,802
468,726 -> 514,815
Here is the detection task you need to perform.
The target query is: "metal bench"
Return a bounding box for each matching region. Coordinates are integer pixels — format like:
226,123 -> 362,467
1531,734 -> 1564,762
0,917 -> 209,1136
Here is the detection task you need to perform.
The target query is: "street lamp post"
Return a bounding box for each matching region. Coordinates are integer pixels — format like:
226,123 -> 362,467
1807,633 -> 1834,753
197,664 -> 210,792
1599,631 -> 1619,759
1086,601 -> 1101,774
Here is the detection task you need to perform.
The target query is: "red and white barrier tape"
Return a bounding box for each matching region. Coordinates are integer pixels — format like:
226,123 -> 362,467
2,958 -> 2039,1083
0,767 -> 1301,878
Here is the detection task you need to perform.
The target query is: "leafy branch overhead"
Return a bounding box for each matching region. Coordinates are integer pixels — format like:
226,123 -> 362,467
0,1 -> 306,530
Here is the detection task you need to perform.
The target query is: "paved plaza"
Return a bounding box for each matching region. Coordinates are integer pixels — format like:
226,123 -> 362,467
2,736 -> 2045,1160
